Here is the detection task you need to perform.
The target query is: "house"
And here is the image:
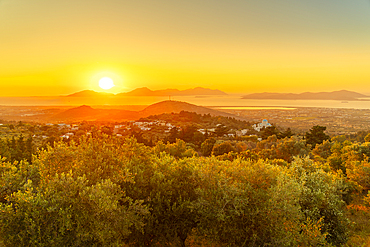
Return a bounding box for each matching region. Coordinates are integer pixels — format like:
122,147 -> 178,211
236,129 -> 249,136
61,132 -> 74,139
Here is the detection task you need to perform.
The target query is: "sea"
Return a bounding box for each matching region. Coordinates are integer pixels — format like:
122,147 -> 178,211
166,94 -> 370,110
1,94 -> 370,110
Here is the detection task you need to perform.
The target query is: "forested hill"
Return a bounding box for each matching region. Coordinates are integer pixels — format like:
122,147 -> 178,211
46,100 -> 239,122
141,110 -> 250,129
139,100 -> 236,118
50,105 -> 121,121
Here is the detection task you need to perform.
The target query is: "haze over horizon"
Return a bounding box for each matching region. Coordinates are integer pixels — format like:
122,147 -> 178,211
1,0 -> 370,97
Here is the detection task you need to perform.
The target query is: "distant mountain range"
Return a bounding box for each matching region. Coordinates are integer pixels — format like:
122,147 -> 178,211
48,100 -> 237,122
67,87 -> 227,97
242,90 -> 369,101
0,87 -> 227,106
66,91 -> 115,97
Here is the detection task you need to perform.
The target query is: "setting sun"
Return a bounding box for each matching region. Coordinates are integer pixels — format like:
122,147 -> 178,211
99,77 -> 115,90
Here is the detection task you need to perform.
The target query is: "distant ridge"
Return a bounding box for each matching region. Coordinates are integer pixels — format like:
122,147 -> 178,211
242,90 -> 369,101
117,87 -> 227,96
65,87 -> 227,98
66,90 -> 114,97
177,87 -> 227,96
117,87 -> 230,96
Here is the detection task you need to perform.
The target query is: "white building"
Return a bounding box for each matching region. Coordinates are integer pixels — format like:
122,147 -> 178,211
252,119 -> 272,132
61,132 -> 74,139
58,123 -> 71,128
235,129 -> 249,137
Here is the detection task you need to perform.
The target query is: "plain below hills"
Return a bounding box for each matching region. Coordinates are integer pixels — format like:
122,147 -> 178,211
242,90 -> 370,101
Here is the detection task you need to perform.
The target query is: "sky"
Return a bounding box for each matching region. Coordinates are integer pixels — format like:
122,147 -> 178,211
1,0 -> 370,96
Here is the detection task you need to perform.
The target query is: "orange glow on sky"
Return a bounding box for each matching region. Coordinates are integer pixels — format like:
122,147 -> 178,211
1,0 -> 370,96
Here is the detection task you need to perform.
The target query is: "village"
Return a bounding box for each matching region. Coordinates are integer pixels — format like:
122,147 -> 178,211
219,106 -> 370,135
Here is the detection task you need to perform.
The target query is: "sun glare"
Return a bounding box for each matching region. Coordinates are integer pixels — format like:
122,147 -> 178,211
99,77 -> 115,90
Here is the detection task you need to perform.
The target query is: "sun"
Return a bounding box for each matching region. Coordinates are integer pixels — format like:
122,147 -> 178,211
99,77 -> 115,90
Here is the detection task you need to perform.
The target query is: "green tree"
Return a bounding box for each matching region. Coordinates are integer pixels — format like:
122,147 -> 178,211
212,141 -> 236,156
305,125 -> 330,149
279,127 -> 293,139
0,158 -> 40,204
326,140 -> 352,173
346,159 -> 370,191
179,125 -> 199,143
257,136 -> 309,162
0,135 -> 150,246
261,125 -> 279,139
126,155 -> 200,247
364,133 -> 370,142
1,173 -> 146,247
0,135 -> 35,163
200,138 -> 216,157
166,127 -> 179,143
312,140 -> 333,163
289,157 -> 349,245
193,157 -> 328,246
154,139 -> 197,159
215,124 -> 228,137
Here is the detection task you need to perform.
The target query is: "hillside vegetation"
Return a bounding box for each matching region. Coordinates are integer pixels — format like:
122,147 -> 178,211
1,126 -> 370,246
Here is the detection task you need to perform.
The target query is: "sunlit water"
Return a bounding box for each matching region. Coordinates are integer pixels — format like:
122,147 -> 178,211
1,94 -> 370,109
169,95 -> 370,109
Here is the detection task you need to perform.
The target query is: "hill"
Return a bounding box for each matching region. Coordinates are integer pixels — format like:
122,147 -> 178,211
242,90 -> 369,101
139,100 -> 236,118
50,105 -> 121,121
48,100 -> 238,122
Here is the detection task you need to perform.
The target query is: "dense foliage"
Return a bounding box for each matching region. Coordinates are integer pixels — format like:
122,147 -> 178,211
1,121 -> 370,246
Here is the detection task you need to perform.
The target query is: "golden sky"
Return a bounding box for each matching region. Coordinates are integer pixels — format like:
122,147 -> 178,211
1,0 -> 370,96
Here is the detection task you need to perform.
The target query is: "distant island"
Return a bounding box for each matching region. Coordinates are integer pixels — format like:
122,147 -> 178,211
242,90 -> 370,101
118,87 -> 227,96
67,87 -> 227,97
